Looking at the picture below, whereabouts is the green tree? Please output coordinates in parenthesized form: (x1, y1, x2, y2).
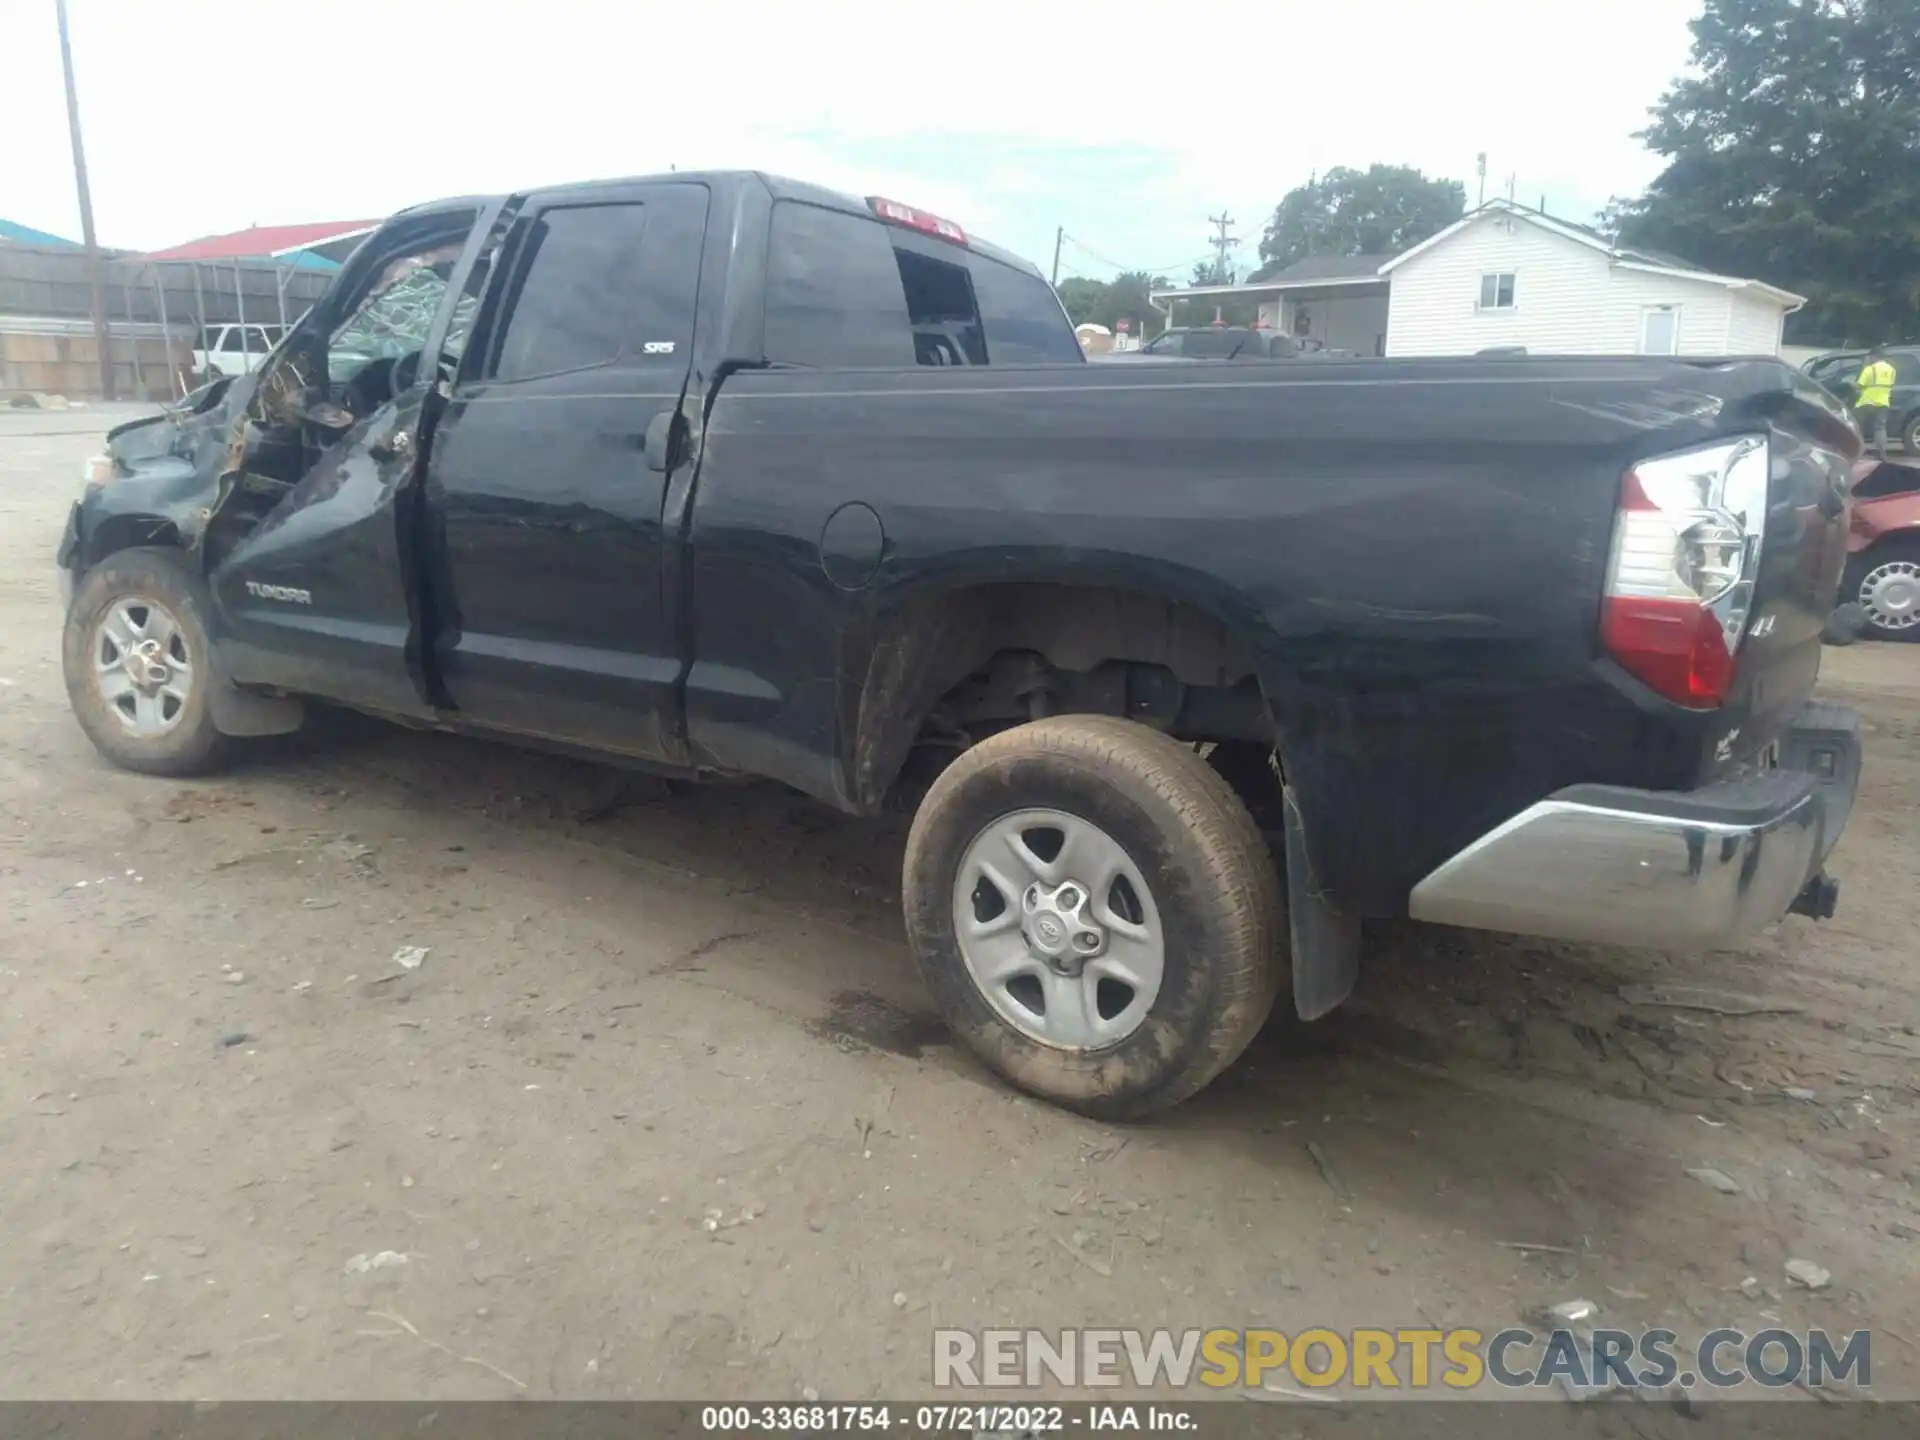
(1610, 0, 1920, 345)
(1105, 271, 1170, 338)
(1055, 277, 1109, 327)
(1252, 165, 1465, 279)
(1052, 271, 1173, 338)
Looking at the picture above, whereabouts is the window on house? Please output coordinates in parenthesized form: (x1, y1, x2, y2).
(1478, 272, 1516, 310)
(1640, 305, 1680, 356)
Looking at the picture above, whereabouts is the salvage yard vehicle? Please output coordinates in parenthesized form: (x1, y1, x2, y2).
(57, 171, 1865, 1118)
(1837, 456, 1920, 640)
(1803, 345, 1920, 454)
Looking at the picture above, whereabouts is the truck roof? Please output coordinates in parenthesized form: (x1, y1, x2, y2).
(394, 170, 1045, 281)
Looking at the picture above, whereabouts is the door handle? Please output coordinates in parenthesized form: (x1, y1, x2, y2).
(643, 410, 675, 473)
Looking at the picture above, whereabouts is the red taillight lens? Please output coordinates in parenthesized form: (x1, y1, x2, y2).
(1601, 437, 1769, 707)
(868, 197, 967, 246)
(1601, 595, 1738, 705)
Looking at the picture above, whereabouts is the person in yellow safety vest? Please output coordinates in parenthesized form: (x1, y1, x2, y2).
(1855, 345, 1897, 459)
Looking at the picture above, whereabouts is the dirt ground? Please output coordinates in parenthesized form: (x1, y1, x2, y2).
(4, 404, 1919, 1405)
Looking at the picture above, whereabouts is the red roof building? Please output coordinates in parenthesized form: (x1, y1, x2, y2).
(144, 221, 380, 267)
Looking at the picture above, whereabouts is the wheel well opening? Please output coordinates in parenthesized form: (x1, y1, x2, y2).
(853, 581, 1280, 813)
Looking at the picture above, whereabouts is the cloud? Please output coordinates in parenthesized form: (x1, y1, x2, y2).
(1, 0, 1693, 269)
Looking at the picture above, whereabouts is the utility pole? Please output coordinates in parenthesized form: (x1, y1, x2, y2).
(1050, 226, 1064, 287)
(56, 0, 115, 401)
(1206, 211, 1237, 285)
(1476, 152, 1488, 208)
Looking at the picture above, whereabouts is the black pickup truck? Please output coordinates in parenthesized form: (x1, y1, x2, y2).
(57, 170, 1865, 1117)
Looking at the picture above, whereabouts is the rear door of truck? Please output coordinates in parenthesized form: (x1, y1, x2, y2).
(418, 181, 710, 763)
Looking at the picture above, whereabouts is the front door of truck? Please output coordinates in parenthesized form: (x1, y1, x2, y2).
(208, 203, 499, 718)
(419, 182, 708, 762)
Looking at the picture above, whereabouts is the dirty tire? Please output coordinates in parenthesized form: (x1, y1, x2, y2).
(903, 716, 1285, 1119)
(62, 546, 231, 776)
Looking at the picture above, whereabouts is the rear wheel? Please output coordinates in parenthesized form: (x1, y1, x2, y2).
(1902, 411, 1920, 456)
(902, 715, 1284, 1118)
(1845, 536, 1920, 642)
(62, 548, 232, 774)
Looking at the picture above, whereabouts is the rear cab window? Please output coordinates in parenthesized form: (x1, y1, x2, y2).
(763, 201, 1079, 368)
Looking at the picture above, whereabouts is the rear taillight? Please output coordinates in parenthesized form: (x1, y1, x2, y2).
(1601, 436, 1769, 707)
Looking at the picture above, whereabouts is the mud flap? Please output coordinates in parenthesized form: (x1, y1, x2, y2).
(1284, 784, 1361, 1020)
(206, 671, 305, 737)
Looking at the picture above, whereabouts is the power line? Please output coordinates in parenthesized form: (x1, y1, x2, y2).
(1058, 233, 1136, 274)
(1057, 233, 1213, 280)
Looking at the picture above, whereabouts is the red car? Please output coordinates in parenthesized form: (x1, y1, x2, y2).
(1839, 457, 1920, 640)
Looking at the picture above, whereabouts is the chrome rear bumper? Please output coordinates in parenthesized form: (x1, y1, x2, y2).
(1408, 703, 1861, 950)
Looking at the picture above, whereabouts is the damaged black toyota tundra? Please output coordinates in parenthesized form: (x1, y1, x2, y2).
(57, 171, 1864, 1117)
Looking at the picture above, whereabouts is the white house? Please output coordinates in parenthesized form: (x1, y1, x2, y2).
(1381, 200, 1804, 357)
(1149, 199, 1804, 359)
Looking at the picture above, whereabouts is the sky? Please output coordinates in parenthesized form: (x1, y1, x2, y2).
(2, 0, 1702, 283)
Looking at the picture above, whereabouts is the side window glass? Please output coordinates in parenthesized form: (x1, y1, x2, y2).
(765, 203, 915, 368)
(218, 328, 248, 352)
(483, 198, 701, 383)
(967, 254, 1081, 364)
(489, 208, 639, 380)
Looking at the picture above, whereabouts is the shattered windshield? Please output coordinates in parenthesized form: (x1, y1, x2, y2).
(328, 244, 474, 379)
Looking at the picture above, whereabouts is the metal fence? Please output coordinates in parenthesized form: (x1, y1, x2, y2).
(0, 242, 336, 400)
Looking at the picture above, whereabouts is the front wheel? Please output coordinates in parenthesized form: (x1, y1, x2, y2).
(62, 547, 232, 775)
(902, 716, 1285, 1119)
(1843, 537, 1920, 642)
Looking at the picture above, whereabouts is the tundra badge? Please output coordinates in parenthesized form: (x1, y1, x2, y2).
(245, 581, 313, 605)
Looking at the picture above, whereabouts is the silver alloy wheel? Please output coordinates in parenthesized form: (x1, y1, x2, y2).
(91, 595, 194, 736)
(1860, 559, 1920, 632)
(952, 807, 1166, 1051)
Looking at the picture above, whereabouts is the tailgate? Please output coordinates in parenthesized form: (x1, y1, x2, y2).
(1713, 392, 1856, 769)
